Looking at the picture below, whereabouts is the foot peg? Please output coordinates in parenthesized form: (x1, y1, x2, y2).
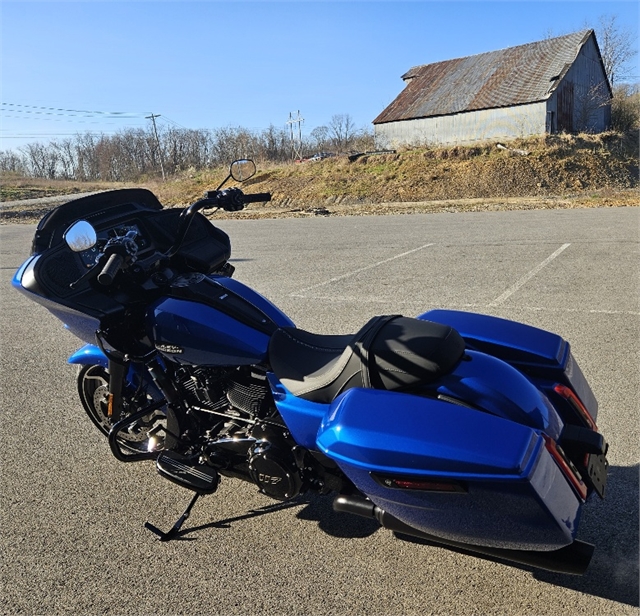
(155, 450, 220, 494)
(145, 451, 219, 541)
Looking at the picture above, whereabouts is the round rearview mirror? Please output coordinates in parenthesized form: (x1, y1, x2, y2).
(64, 220, 97, 252)
(230, 159, 256, 182)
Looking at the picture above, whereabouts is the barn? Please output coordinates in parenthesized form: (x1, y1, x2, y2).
(373, 30, 612, 148)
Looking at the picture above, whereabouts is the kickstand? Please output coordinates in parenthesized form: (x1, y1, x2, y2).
(145, 492, 201, 541)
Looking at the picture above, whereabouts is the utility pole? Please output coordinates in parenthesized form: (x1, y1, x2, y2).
(146, 113, 166, 181)
(286, 110, 304, 161)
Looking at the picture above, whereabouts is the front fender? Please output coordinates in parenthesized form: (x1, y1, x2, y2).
(68, 344, 108, 368)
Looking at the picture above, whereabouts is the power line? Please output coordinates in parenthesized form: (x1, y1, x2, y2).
(1, 102, 150, 118)
(0, 131, 124, 138)
(159, 116, 189, 130)
(0, 115, 135, 125)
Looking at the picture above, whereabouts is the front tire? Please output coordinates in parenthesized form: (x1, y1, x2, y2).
(77, 364, 174, 454)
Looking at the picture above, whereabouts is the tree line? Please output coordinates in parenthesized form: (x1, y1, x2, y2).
(0, 114, 375, 182)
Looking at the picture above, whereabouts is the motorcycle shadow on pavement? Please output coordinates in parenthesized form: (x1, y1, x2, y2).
(165, 498, 307, 541)
(156, 492, 378, 543)
(394, 463, 638, 606)
(533, 463, 639, 607)
(151, 466, 638, 606)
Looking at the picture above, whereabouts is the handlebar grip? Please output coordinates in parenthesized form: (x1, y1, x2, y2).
(97, 253, 125, 286)
(243, 192, 271, 204)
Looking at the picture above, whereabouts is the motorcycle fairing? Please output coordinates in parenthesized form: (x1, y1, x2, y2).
(13, 256, 102, 343)
(316, 387, 580, 551)
(68, 344, 108, 368)
(30, 188, 162, 255)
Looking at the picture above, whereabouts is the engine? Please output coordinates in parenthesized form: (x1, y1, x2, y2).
(248, 439, 303, 500)
(173, 365, 306, 500)
(175, 365, 271, 417)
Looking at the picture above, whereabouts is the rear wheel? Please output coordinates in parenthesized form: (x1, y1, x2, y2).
(77, 364, 173, 454)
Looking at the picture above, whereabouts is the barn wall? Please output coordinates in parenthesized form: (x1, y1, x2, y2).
(374, 101, 548, 148)
(547, 36, 611, 133)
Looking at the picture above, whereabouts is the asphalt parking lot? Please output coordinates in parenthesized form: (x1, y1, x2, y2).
(1, 206, 638, 615)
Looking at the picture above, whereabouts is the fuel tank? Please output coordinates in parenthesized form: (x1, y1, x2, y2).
(148, 274, 294, 366)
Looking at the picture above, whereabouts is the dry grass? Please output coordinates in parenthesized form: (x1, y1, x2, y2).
(2, 131, 638, 223)
(0, 173, 128, 202)
(146, 131, 638, 210)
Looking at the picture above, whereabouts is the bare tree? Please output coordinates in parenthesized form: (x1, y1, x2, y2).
(258, 125, 289, 161)
(575, 82, 612, 132)
(0, 150, 27, 174)
(1, 114, 378, 181)
(309, 126, 330, 153)
(612, 83, 640, 130)
(595, 14, 638, 87)
(50, 139, 77, 179)
(328, 114, 357, 152)
(20, 142, 59, 179)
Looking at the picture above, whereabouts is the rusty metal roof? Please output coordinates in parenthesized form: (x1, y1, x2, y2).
(374, 30, 594, 124)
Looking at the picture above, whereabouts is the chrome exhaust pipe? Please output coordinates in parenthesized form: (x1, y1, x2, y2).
(333, 494, 594, 576)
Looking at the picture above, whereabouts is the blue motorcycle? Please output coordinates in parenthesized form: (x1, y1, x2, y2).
(13, 159, 608, 575)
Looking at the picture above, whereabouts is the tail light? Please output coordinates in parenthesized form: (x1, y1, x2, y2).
(543, 434, 588, 501)
(553, 384, 597, 431)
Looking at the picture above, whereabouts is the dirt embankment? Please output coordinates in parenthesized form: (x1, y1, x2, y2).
(2, 131, 638, 223)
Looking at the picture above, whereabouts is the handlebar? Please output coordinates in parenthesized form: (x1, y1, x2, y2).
(98, 253, 125, 286)
(204, 188, 271, 211)
(167, 188, 271, 258)
(241, 192, 271, 205)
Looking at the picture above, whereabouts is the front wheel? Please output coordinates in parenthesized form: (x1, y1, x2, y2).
(77, 364, 175, 454)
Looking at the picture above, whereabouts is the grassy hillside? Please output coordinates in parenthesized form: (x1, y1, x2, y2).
(2, 131, 638, 221)
(149, 131, 640, 212)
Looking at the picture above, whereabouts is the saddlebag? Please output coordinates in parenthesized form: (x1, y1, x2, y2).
(316, 387, 582, 551)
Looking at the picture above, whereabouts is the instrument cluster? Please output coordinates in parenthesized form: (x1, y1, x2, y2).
(77, 222, 149, 269)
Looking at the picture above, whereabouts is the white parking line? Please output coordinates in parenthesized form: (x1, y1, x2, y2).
(290, 243, 434, 297)
(488, 243, 571, 306)
(283, 293, 640, 315)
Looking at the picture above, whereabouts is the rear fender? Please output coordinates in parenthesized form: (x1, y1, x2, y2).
(435, 350, 564, 438)
(420, 309, 598, 424)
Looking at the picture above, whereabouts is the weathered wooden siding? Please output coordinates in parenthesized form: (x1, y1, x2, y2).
(547, 36, 611, 133)
(373, 30, 612, 147)
(374, 102, 548, 147)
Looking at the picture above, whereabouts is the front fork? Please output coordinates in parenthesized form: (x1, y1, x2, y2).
(70, 344, 182, 460)
(70, 344, 215, 539)
(106, 359, 126, 422)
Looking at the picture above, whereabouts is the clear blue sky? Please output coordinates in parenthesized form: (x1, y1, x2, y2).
(1, 1, 638, 151)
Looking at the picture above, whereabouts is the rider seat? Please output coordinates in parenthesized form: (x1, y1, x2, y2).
(268, 315, 465, 403)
